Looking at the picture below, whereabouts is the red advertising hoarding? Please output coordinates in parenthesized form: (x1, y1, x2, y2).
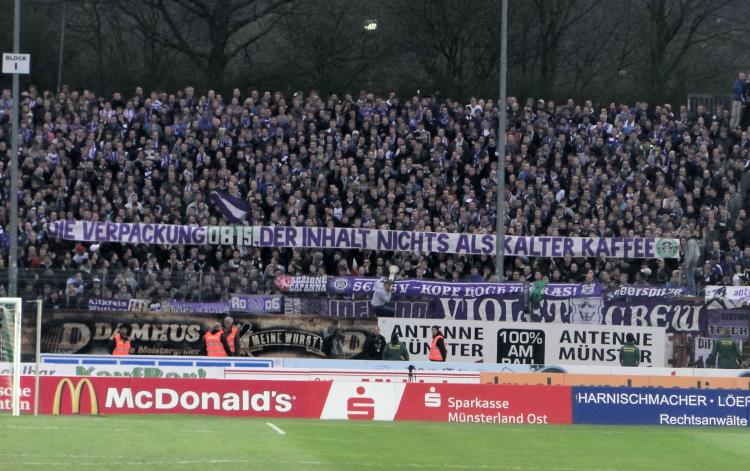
(36, 376, 332, 418)
(3, 375, 573, 425)
(395, 384, 572, 424)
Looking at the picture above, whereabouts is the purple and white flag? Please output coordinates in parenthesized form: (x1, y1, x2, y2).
(211, 190, 249, 223)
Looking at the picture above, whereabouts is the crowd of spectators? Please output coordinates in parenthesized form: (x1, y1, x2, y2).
(1, 76, 750, 306)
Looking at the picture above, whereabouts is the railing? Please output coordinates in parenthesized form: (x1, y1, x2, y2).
(686, 93, 732, 113)
(2, 267, 273, 303)
(0, 267, 722, 304)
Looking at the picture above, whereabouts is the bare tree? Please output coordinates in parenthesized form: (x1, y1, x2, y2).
(528, 0, 595, 98)
(560, 2, 637, 101)
(114, 1, 180, 90)
(279, 0, 385, 94)
(391, 0, 500, 99)
(129, 0, 296, 86)
(638, 0, 742, 102)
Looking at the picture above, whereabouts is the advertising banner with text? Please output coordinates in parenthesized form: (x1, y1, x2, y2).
(378, 318, 666, 367)
(36, 376, 332, 418)
(9, 376, 574, 425)
(573, 386, 750, 427)
(48, 220, 679, 258)
(7, 376, 749, 427)
(281, 279, 701, 333)
(21, 311, 380, 361)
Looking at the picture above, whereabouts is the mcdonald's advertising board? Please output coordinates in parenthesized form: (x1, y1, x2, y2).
(25, 376, 573, 424)
(3, 376, 749, 427)
(35, 376, 332, 417)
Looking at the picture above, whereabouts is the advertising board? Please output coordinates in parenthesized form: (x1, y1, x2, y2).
(394, 383, 571, 424)
(572, 387, 750, 426)
(5, 375, 750, 427)
(378, 318, 666, 367)
(37, 376, 332, 418)
(23, 376, 573, 424)
(22, 312, 380, 361)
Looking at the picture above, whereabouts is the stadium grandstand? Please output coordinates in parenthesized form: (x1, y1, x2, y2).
(3, 0, 750, 469)
(2, 85, 749, 305)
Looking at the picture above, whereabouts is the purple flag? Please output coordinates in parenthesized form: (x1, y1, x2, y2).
(211, 190, 249, 223)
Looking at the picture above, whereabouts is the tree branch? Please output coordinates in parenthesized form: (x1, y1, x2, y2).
(152, 0, 210, 60)
(170, 0, 210, 18)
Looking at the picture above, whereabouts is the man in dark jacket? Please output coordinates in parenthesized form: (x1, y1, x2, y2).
(364, 325, 387, 360)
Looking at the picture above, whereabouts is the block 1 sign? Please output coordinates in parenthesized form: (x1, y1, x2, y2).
(2, 53, 30, 74)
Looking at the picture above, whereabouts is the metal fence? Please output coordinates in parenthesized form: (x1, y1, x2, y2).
(686, 93, 732, 114)
(2, 267, 274, 304)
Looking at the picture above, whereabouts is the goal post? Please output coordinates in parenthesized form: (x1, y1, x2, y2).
(0, 297, 22, 416)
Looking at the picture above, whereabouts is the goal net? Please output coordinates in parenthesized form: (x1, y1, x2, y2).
(0, 298, 22, 416)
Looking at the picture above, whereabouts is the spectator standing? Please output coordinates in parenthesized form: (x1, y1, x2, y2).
(742, 75, 750, 130)
(730, 72, 746, 129)
(323, 328, 345, 359)
(364, 325, 387, 360)
(370, 279, 395, 317)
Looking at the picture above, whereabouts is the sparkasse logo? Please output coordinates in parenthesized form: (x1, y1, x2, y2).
(424, 386, 441, 408)
(346, 386, 375, 420)
(105, 388, 293, 413)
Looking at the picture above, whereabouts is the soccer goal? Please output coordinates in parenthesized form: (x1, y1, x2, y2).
(0, 298, 22, 416)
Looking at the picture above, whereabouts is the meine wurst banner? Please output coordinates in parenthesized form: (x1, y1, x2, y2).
(47, 221, 679, 258)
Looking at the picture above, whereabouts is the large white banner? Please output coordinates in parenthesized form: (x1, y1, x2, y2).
(705, 285, 750, 309)
(47, 220, 679, 258)
(378, 318, 666, 367)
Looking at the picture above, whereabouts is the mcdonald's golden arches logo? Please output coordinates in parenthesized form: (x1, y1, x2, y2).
(52, 378, 99, 415)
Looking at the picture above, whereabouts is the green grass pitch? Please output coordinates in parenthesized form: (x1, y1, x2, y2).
(1, 415, 749, 470)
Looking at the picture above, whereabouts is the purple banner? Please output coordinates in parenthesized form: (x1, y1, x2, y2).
(223, 285, 703, 332)
(282, 298, 431, 319)
(429, 294, 526, 321)
(229, 295, 283, 314)
(706, 309, 750, 340)
(253, 226, 679, 258)
(50, 220, 679, 258)
(88, 298, 130, 312)
(275, 275, 328, 293)
(327, 277, 524, 297)
(533, 296, 703, 332)
(326, 277, 600, 298)
(168, 300, 231, 314)
(605, 285, 687, 301)
(275, 281, 701, 332)
(88, 298, 149, 312)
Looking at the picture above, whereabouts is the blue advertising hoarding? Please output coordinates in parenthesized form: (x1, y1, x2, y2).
(573, 387, 750, 427)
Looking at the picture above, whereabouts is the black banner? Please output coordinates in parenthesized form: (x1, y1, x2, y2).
(22, 310, 380, 360)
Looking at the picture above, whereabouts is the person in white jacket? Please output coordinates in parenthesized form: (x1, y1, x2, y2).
(683, 232, 700, 295)
(371, 279, 395, 317)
